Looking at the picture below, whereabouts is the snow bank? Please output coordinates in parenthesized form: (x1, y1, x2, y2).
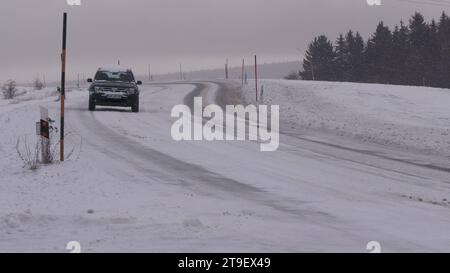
(0, 86, 85, 115)
(242, 80, 450, 157)
(2, 86, 57, 101)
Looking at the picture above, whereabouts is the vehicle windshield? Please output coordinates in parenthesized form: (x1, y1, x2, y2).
(94, 70, 135, 82)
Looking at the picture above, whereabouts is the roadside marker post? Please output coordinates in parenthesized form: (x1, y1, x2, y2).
(60, 12, 67, 162)
(255, 55, 258, 101)
(148, 64, 152, 81)
(260, 85, 264, 103)
(179, 63, 183, 81)
(241, 59, 245, 86)
(225, 59, 229, 80)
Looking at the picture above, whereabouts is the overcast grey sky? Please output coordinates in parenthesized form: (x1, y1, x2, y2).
(0, 0, 447, 83)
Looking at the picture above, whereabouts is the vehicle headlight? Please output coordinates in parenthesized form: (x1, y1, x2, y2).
(127, 88, 136, 94)
(94, 86, 102, 92)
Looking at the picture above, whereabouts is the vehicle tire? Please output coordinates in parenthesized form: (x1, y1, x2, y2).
(132, 96, 139, 113)
(88, 97, 96, 111)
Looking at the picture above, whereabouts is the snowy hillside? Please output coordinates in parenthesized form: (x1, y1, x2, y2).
(243, 80, 450, 159)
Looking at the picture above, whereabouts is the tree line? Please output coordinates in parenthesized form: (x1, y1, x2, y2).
(294, 11, 450, 88)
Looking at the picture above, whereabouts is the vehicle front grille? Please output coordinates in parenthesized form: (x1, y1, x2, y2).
(99, 86, 128, 92)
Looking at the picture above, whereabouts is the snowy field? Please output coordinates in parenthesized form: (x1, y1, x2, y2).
(243, 80, 450, 159)
(1, 81, 450, 252)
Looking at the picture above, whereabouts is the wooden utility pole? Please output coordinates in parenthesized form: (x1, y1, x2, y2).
(241, 59, 245, 86)
(225, 59, 229, 80)
(148, 64, 151, 81)
(60, 12, 67, 162)
(255, 55, 258, 101)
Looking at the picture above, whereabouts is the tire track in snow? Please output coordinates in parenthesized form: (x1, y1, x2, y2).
(67, 86, 347, 230)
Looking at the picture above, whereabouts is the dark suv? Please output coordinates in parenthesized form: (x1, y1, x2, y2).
(87, 67, 142, 112)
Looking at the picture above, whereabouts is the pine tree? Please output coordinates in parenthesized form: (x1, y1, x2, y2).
(407, 12, 434, 86)
(365, 21, 393, 83)
(427, 19, 442, 87)
(291, 10, 450, 88)
(391, 21, 410, 85)
(300, 35, 336, 81)
(347, 31, 365, 82)
(438, 12, 450, 88)
(334, 34, 349, 81)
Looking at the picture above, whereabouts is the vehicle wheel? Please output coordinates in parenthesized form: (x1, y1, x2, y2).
(132, 96, 139, 113)
(88, 97, 96, 111)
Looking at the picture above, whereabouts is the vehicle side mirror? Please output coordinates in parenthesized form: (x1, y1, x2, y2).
(87, 78, 93, 83)
(136, 81, 142, 85)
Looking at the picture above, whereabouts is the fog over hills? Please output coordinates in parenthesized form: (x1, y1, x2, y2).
(147, 61, 301, 82)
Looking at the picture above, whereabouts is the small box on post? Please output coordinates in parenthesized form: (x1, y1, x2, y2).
(41, 120, 49, 139)
(40, 106, 49, 138)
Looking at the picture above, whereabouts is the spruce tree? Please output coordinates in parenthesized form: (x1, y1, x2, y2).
(300, 35, 336, 81)
(365, 21, 393, 84)
(438, 12, 450, 88)
(334, 34, 349, 81)
(391, 21, 410, 85)
(408, 12, 433, 86)
(428, 19, 442, 87)
(347, 31, 365, 82)
(292, 10, 450, 88)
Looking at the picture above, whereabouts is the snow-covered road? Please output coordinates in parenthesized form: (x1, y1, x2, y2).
(1, 82, 450, 252)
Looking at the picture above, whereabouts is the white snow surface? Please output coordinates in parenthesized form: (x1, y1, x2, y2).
(244, 80, 450, 158)
(1, 81, 450, 252)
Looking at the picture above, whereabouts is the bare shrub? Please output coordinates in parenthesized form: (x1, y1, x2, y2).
(2, 80, 17, 99)
(16, 125, 83, 169)
(16, 136, 40, 170)
(284, 71, 300, 80)
(46, 127, 83, 163)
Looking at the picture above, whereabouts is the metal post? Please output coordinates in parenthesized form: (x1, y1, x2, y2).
(241, 59, 245, 86)
(60, 12, 67, 162)
(225, 59, 229, 80)
(261, 85, 264, 102)
(255, 55, 258, 101)
(148, 64, 151, 81)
